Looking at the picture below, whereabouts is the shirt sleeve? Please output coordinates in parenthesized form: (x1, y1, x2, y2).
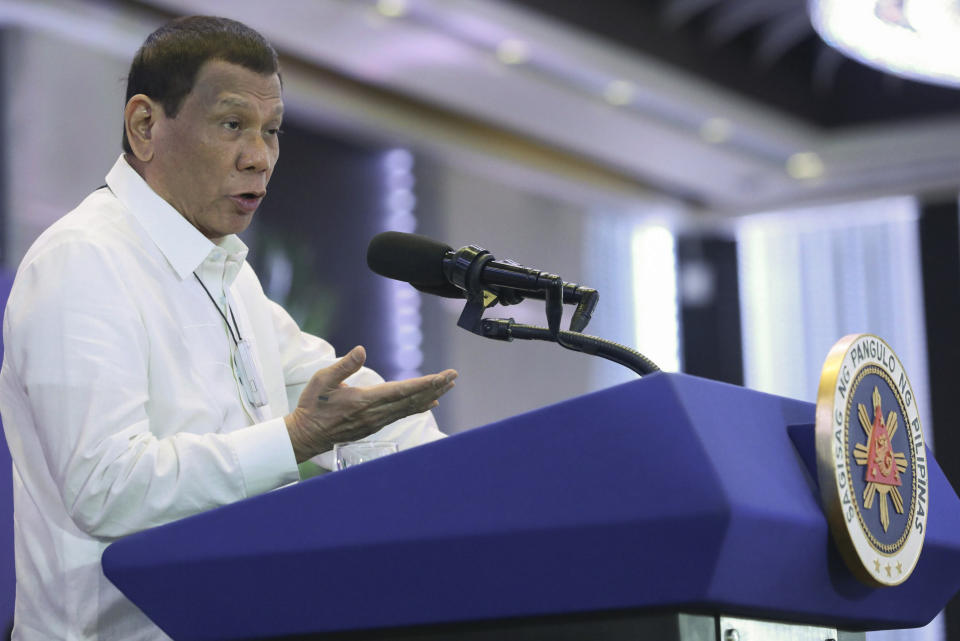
(3, 237, 299, 540)
(267, 299, 446, 470)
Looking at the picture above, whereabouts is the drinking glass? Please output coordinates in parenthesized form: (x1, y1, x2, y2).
(334, 441, 399, 470)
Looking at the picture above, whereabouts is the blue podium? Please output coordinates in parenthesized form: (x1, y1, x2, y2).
(102, 373, 960, 640)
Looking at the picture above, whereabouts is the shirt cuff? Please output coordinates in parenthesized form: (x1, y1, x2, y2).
(230, 417, 300, 497)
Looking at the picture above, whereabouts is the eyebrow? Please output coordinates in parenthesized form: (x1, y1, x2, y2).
(214, 96, 284, 117)
(215, 97, 250, 110)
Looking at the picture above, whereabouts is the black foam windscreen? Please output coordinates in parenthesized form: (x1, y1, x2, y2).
(367, 231, 456, 291)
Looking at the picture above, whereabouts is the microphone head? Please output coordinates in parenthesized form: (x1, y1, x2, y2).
(367, 231, 464, 298)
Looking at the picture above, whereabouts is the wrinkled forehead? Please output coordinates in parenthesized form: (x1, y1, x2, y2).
(191, 61, 283, 114)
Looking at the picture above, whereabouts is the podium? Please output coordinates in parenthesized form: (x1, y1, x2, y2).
(102, 373, 960, 640)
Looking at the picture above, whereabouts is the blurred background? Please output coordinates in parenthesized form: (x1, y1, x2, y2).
(0, 0, 959, 638)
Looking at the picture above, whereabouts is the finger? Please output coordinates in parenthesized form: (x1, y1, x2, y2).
(364, 377, 457, 423)
(373, 370, 458, 404)
(435, 369, 458, 385)
(360, 373, 457, 429)
(431, 371, 458, 396)
(311, 346, 366, 391)
(356, 396, 442, 433)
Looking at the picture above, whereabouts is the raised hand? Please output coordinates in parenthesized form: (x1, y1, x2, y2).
(284, 346, 457, 463)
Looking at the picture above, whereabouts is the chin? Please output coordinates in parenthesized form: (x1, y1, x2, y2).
(216, 214, 255, 239)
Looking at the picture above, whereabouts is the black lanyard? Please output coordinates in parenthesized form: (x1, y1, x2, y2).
(193, 273, 243, 345)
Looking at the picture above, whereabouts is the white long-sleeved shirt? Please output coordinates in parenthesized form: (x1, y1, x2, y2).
(0, 155, 444, 639)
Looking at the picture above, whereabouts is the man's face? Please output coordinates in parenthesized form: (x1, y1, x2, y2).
(147, 59, 283, 240)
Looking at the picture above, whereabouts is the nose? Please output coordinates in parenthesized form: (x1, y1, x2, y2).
(237, 130, 272, 174)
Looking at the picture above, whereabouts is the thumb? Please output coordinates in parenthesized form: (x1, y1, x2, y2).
(314, 345, 366, 391)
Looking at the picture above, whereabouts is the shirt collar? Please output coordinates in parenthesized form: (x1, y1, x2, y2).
(105, 155, 249, 281)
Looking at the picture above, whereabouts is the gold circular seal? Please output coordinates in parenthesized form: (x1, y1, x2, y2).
(815, 334, 928, 587)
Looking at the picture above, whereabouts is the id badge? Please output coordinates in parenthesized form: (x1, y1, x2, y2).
(234, 339, 268, 408)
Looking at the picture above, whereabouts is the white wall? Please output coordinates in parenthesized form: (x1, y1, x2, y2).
(2, 25, 132, 266)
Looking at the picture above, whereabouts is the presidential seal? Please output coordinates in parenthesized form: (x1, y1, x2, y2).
(815, 334, 928, 587)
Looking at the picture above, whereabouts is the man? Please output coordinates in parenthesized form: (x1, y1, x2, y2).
(0, 16, 456, 639)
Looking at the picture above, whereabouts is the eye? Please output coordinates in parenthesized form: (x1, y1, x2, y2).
(267, 127, 284, 137)
(223, 119, 241, 131)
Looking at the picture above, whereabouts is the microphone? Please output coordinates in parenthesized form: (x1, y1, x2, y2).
(366, 232, 465, 299)
(366, 231, 598, 331)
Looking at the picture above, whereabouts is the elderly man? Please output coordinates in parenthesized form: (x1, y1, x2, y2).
(0, 15, 456, 640)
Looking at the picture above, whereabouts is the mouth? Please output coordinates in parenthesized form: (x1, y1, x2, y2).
(229, 191, 266, 214)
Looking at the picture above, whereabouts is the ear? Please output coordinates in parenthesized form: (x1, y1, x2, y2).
(124, 94, 161, 162)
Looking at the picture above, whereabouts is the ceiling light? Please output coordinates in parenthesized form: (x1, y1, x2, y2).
(376, 0, 407, 18)
(786, 152, 825, 180)
(809, 0, 960, 88)
(699, 118, 732, 144)
(496, 39, 529, 65)
(603, 80, 635, 106)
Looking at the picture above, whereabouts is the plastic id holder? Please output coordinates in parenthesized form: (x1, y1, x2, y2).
(234, 339, 268, 408)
